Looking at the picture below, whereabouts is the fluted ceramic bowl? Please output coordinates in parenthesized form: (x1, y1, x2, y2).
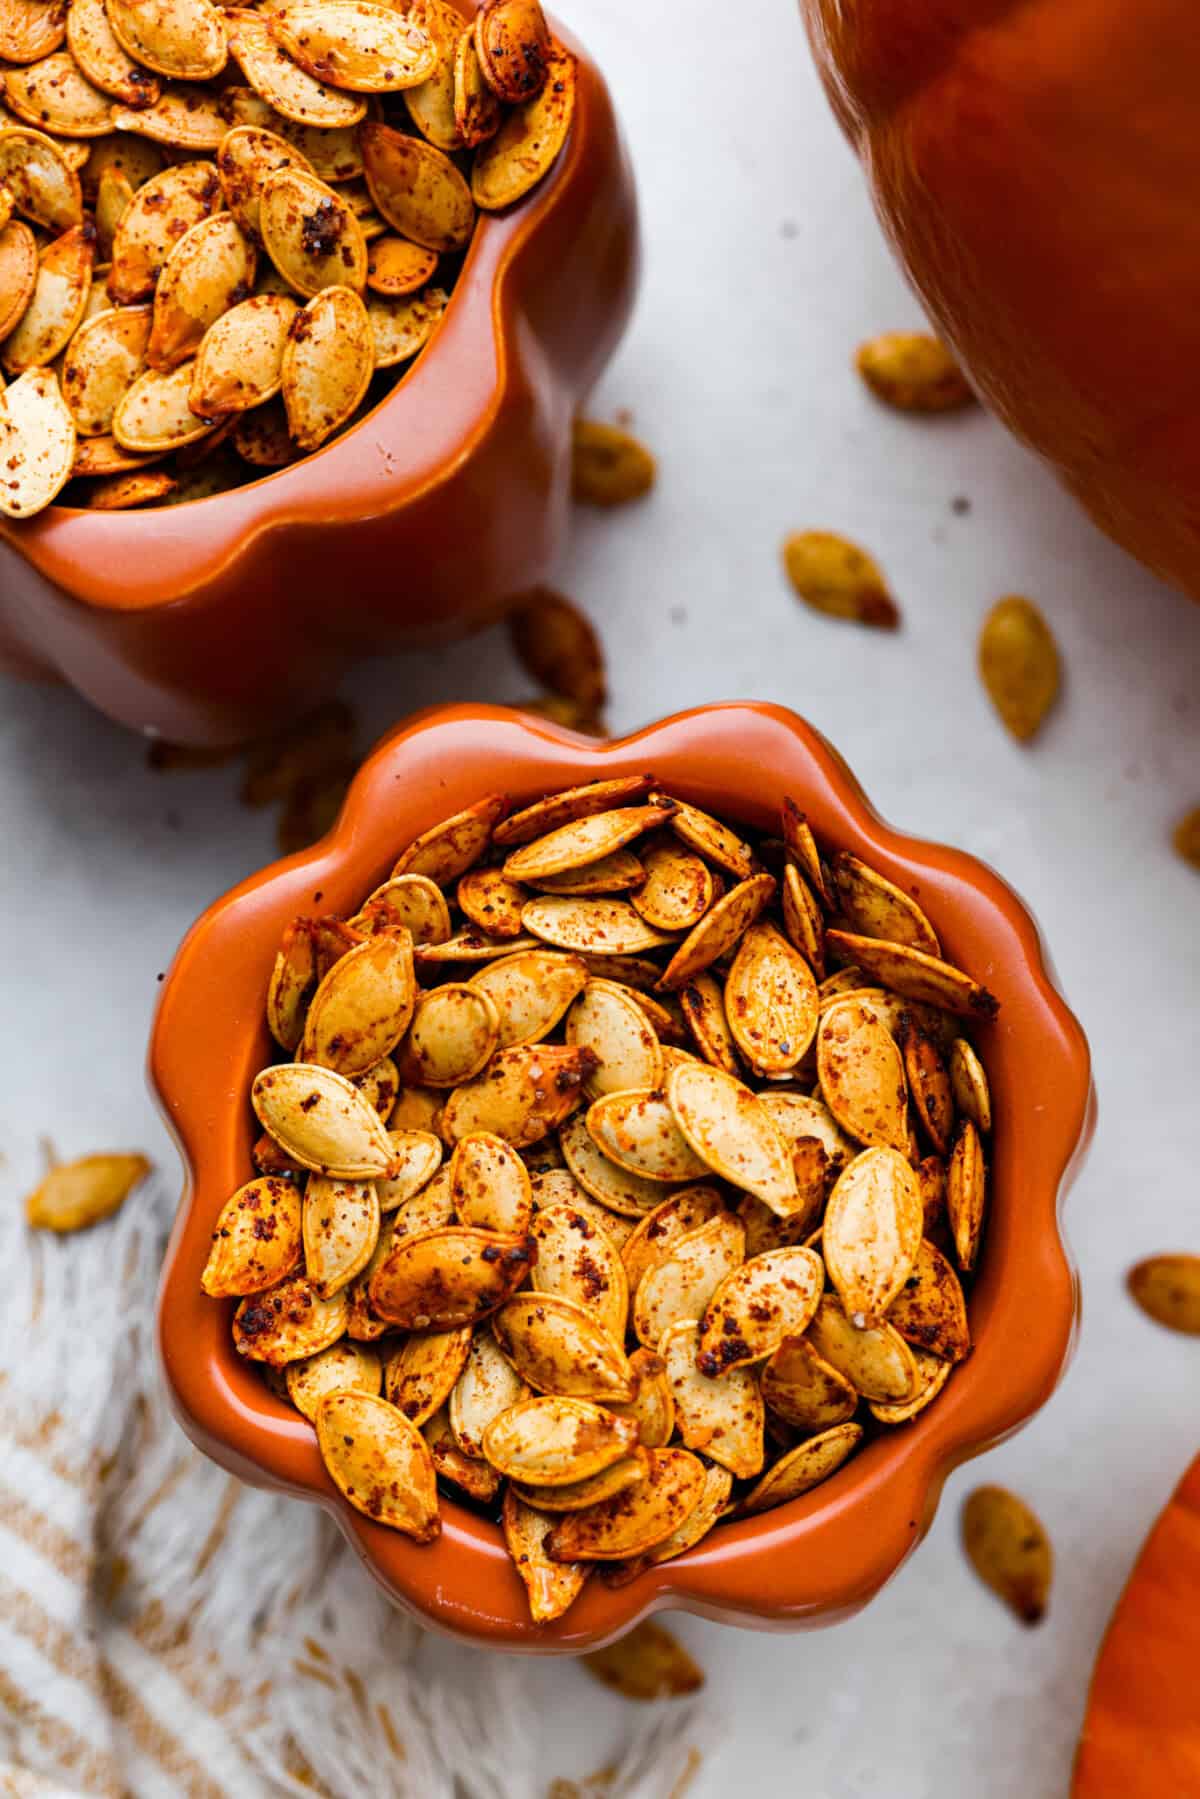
(152, 701, 1094, 1650)
(0, 6, 638, 746)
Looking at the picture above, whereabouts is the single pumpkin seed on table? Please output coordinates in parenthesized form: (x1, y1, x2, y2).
(24, 1150, 151, 1232)
(208, 778, 1000, 1621)
(782, 529, 900, 630)
(854, 331, 973, 413)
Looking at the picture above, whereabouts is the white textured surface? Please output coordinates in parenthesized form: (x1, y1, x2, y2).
(2, 0, 1200, 1794)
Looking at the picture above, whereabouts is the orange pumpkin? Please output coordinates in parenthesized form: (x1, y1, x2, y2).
(1072, 1451, 1200, 1795)
(801, 0, 1200, 601)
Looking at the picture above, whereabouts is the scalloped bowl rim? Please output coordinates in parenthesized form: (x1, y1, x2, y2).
(151, 701, 1094, 1651)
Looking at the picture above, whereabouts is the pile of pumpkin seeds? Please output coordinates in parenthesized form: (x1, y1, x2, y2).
(203, 774, 999, 1623)
(0, 0, 574, 516)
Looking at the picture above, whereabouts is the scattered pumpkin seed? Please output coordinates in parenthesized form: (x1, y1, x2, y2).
(25, 1149, 151, 1232)
(961, 1484, 1051, 1624)
(854, 331, 973, 412)
(978, 596, 1060, 742)
(782, 529, 899, 629)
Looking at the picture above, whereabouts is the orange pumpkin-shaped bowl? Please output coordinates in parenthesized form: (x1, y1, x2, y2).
(0, 7, 637, 747)
(151, 701, 1094, 1650)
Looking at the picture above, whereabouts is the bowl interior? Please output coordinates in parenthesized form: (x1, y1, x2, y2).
(154, 703, 1091, 1646)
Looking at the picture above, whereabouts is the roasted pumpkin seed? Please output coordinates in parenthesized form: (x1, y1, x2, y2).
(1126, 1255, 1200, 1335)
(760, 1335, 858, 1431)
(233, 1272, 347, 1364)
(660, 1320, 763, 1479)
(448, 1323, 527, 1456)
(512, 1451, 646, 1515)
(782, 529, 899, 629)
(494, 777, 648, 849)
(394, 792, 507, 882)
(280, 280, 372, 444)
(146, 211, 256, 370)
(543, 1446, 706, 1562)
(806, 1293, 916, 1403)
(0, 218, 38, 338)
(817, 995, 909, 1153)
(633, 1211, 745, 1350)
(0, 125, 82, 231)
(315, 1389, 439, 1540)
(259, 163, 366, 296)
(724, 920, 818, 1077)
(227, 9, 365, 128)
(202, 1174, 302, 1295)
(822, 1147, 922, 1326)
(425, 1402, 500, 1500)
(286, 1338, 381, 1418)
(472, 40, 573, 210)
(301, 1172, 379, 1297)
(452, 23, 499, 146)
(949, 1036, 991, 1133)
(2, 222, 93, 373)
(0, 365, 76, 513)
(105, 0, 227, 82)
(0, 0, 67, 64)
(886, 1233, 971, 1360)
(566, 978, 663, 1097)
(368, 1224, 532, 1329)
(658, 873, 775, 990)
(360, 118, 472, 251)
(868, 1343, 953, 1425)
(268, 2, 436, 94)
(696, 1244, 823, 1373)
(24, 1149, 150, 1232)
(501, 1487, 588, 1622)
(665, 1060, 797, 1213)
(586, 1088, 709, 1184)
(947, 1118, 986, 1272)
(383, 1322, 472, 1425)
(978, 596, 1060, 742)
(441, 1043, 595, 1147)
(855, 330, 973, 412)
(492, 1290, 634, 1402)
(449, 1130, 532, 1233)
(482, 1394, 637, 1485)
(467, 948, 587, 1049)
(530, 1202, 629, 1341)
(5, 52, 113, 139)
(67, 0, 159, 107)
(961, 1485, 1051, 1624)
(252, 1062, 399, 1178)
(400, 0, 461, 151)
(736, 1421, 863, 1515)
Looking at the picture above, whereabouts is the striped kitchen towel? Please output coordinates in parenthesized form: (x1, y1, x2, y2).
(0, 1157, 708, 1799)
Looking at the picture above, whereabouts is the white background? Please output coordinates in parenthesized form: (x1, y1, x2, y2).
(3, 0, 1200, 1794)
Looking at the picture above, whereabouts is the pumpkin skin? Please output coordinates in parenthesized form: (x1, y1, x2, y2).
(802, 0, 1200, 600)
(1071, 1451, 1200, 1795)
